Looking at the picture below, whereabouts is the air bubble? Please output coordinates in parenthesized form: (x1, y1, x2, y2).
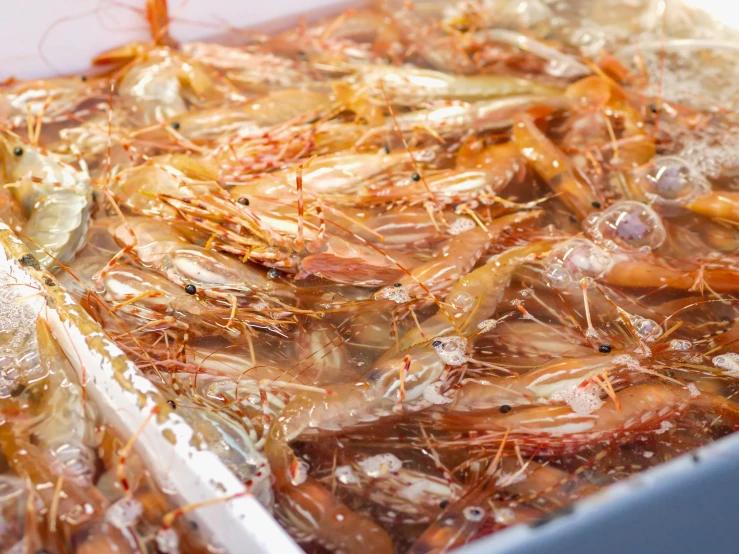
(712, 353, 739, 375)
(448, 291, 474, 312)
(106, 497, 143, 528)
(432, 336, 467, 366)
(447, 217, 476, 235)
(544, 263, 572, 290)
(462, 506, 485, 522)
(358, 453, 402, 477)
(642, 156, 710, 209)
(50, 441, 96, 485)
(335, 465, 360, 485)
(587, 201, 666, 251)
(547, 238, 613, 281)
(670, 339, 692, 351)
(551, 383, 603, 415)
(629, 315, 663, 342)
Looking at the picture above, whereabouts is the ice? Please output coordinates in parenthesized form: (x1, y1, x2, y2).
(106, 497, 143, 528)
(358, 454, 402, 478)
(712, 353, 739, 375)
(0, 287, 36, 353)
(432, 336, 468, 366)
(335, 465, 360, 485)
(447, 217, 476, 236)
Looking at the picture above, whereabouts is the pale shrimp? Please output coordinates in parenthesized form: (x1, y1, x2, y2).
(109, 217, 295, 326)
(374, 211, 542, 305)
(0, 132, 92, 268)
(395, 239, 555, 352)
(449, 351, 637, 412)
(513, 113, 600, 219)
(0, 74, 104, 127)
(350, 65, 562, 106)
(439, 383, 739, 455)
(93, 45, 230, 125)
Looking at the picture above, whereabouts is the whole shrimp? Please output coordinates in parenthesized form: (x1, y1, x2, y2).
(0, 132, 92, 268)
(109, 217, 295, 326)
(439, 383, 739, 455)
(263, 238, 552, 553)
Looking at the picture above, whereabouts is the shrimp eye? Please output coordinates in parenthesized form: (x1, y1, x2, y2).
(382, 145, 390, 154)
(13, 147, 23, 156)
(267, 268, 279, 279)
(432, 340, 442, 348)
(184, 284, 197, 295)
(167, 400, 177, 409)
(599, 344, 612, 353)
(411, 172, 421, 182)
(439, 500, 449, 509)
(499, 404, 512, 414)
(649, 104, 658, 114)
(80, 75, 87, 82)
(591, 201, 601, 209)
(238, 197, 250, 206)
(171, 121, 181, 130)
(394, 283, 402, 288)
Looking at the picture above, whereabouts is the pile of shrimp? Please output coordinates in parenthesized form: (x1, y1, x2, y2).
(2, 0, 739, 552)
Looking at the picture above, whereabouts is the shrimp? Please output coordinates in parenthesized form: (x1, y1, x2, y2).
(374, 211, 542, 305)
(109, 217, 294, 326)
(513, 113, 600, 219)
(0, 132, 92, 268)
(439, 384, 739, 455)
(0, 75, 103, 127)
(351, 65, 562, 106)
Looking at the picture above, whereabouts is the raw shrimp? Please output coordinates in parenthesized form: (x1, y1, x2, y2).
(0, 132, 92, 268)
(439, 384, 739, 455)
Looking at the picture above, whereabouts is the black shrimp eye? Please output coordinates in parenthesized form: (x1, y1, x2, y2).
(171, 121, 181, 130)
(238, 197, 250, 206)
(499, 404, 512, 414)
(439, 500, 449, 509)
(80, 75, 87, 82)
(468, 508, 483, 517)
(167, 400, 177, 409)
(649, 103, 658, 113)
(13, 146, 23, 156)
(382, 145, 391, 154)
(411, 172, 421, 182)
(394, 283, 402, 288)
(591, 201, 601, 209)
(184, 284, 197, 295)
(432, 340, 442, 348)
(599, 344, 612, 354)
(267, 268, 280, 279)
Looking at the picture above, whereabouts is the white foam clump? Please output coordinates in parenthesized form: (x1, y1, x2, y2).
(655, 420, 674, 435)
(0, 287, 36, 352)
(551, 383, 603, 415)
(375, 285, 411, 304)
(493, 507, 515, 524)
(432, 336, 468, 366)
(423, 381, 453, 405)
(335, 465, 360, 485)
(155, 528, 180, 554)
(447, 217, 477, 236)
(670, 339, 692, 352)
(358, 453, 402, 478)
(290, 460, 310, 486)
(686, 383, 700, 398)
(477, 319, 498, 333)
(712, 353, 739, 375)
(643, 451, 654, 459)
(106, 497, 143, 528)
